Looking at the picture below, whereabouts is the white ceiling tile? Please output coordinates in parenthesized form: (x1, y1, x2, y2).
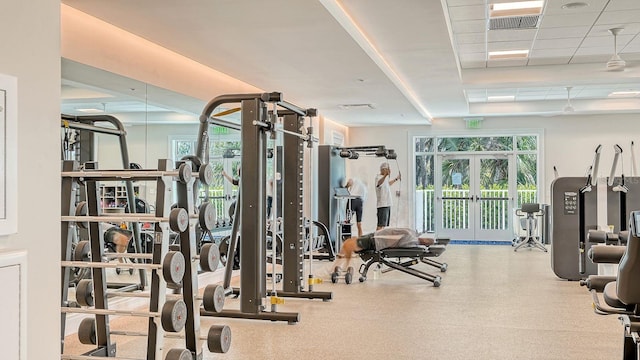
(534, 38, 584, 50)
(581, 34, 634, 48)
(486, 88, 516, 96)
(543, 0, 609, 15)
(487, 58, 528, 67)
(447, 0, 485, 6)
(539, 13, 602, 28)
(487, 29, 536, 42)
(448, 5, 486, 21)
(530, 48, 576, 57)
(596, 10, 640, 25)
(455, 32, 485, 44)
(459, 52, 486, 61)
(527, 57, 572, 66)
(460, 60, 486, 69)
(452, 19, 487, 34)
(605, 0, 640, 11)
(487, 40, 532, 52)
(536, 26, 590, 39)
(458, 43, 486, 54)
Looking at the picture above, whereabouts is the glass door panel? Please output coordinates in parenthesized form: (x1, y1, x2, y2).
(439, 157, 473, 239)
(477, 156, 513, 240)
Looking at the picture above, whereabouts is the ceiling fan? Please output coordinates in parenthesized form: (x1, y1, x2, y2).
(563, 86, 575, 113)
(606, 28, 626, 72)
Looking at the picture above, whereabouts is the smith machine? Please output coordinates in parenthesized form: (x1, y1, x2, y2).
(194, 92, 332, 324)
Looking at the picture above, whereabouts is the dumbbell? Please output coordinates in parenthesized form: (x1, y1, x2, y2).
(75, 280, 225, 313)
(69, 206, 190, 232)
(62, 161, 214, 186)
(71, 201, 216, 232)
(63, 250, 185, 286)
(64, 298, 188, 334)
(75, 317, 231, 354)
(102, 241, 220, 273)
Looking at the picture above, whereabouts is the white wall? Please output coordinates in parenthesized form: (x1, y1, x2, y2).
(348, 113, 640, 232)
(0, 1, 61, 359)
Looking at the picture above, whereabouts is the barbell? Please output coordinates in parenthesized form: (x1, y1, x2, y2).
(63, 298, 187, 333)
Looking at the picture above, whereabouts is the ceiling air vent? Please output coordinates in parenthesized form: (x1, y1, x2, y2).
(489, 15, 540, 30)
(338, 104, 375, 110)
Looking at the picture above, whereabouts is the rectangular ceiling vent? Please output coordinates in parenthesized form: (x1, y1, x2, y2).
(338, 103, 375, 110)
(489, 15, 540, 30)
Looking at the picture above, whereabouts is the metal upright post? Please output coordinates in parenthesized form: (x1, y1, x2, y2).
(174, 160, 202, 358)
(278, 113, 331, 301)
(84, 162, 116, 357)
(146, 159, 173, 360)
(240, 98, 267, 313)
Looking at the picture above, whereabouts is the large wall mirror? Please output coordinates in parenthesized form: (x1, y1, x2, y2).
(61, 58, 243, 221)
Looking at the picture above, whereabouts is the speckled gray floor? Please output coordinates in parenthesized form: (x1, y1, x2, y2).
(63, 245, 621, 359)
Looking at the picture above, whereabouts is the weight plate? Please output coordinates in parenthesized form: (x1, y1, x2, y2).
(177, 162, 192, 184)
(198, 202, 216, 231)
(200, 243, 220, 272)
(75, 279, 94, 307)
(347, 266, 354, 275)
(164, 348, 192, 360)
(77, 317, 96, 345)
(162, 251, 185, 285)
(73, 240, 91, 261)
(161, 299, 188, 333)
(74, 201, 88, 229)
(219, 236, 230, 266)
(203, 284, 225, 313)
(169, 207, 189, 233)
(207, 324, 232, 353)
(199, 163, 214, 186)
(345, 272, 353, 284)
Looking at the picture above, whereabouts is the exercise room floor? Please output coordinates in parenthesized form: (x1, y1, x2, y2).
(63, 245, 621, 359)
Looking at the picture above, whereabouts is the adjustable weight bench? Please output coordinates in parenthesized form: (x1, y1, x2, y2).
(357, 244, 446, 287)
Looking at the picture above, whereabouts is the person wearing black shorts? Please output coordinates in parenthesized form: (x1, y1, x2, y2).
(345, 178, 367, 237)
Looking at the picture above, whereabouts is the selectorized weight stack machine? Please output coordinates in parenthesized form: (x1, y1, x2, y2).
(551, 144, 640, 281)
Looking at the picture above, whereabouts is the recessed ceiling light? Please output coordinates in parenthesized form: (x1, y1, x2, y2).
(609, 91, 640, 97)
(76, 108, 104, 113)
(488, 95, 515, 102)
(488, 49, 529, 60)
(561, 2, 589, 10)
(491, 1, 543, 17)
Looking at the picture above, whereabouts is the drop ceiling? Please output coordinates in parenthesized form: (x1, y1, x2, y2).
(61, 0, 640, 126)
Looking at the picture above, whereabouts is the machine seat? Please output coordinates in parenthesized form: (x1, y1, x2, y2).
(603, 282, 635, 311)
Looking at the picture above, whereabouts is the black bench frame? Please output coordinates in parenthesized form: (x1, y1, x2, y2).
(357, 245, 445, 287)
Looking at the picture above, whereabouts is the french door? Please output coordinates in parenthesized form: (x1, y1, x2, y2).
(436, 154, 515, 241)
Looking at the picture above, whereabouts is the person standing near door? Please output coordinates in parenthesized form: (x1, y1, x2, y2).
(375, 162, 400, 230)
